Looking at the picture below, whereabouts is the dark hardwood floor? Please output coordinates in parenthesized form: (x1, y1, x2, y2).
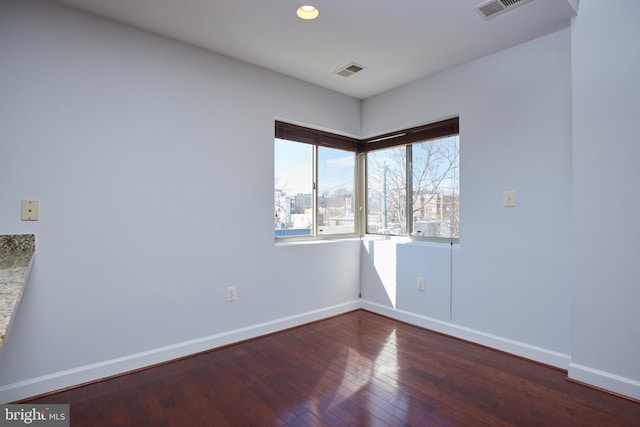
(26, 310, 640, 426)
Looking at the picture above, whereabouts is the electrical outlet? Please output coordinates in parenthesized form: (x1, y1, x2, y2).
(226, 286, 237, 302)
(416, 276, 425, 291)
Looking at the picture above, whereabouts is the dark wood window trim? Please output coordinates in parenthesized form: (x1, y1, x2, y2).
(275, 121, 360, 152)
(275, 117, 459, 153)
(360, 117, 459, 152)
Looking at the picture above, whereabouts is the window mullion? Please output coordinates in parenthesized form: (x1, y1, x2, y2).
(356, 152, 366, 237)
(406, 144, 413, 236)
(313, 145, 318, 237)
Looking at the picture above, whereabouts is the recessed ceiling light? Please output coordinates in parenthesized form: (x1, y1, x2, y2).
(297, 5, 319, 20)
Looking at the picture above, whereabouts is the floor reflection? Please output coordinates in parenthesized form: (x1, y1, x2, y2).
(285, 323, 402, 426)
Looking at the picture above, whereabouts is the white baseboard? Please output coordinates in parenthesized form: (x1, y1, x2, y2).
(5, 299, 638, 404)
(0, 300, 360, 403)
(364, 302, 640, 401)
(360, 300, 571, 370)
(568, 363, 640, 401)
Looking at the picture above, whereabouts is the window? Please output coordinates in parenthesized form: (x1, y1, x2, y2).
(274, 139, 314, 236)
(274, 122, 359, 238)
(364, 118, 459, 241)
(410, 136, 459, 240)
(317, 147, 356, 235)
(366, 146, 407, 235)
(274, 118, 458, 241)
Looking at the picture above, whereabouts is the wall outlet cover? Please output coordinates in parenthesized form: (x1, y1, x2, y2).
(503, 191, 516, 207)
(21, 200, 39, 221)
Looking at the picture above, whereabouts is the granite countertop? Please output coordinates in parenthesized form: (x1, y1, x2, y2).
(0, 234, 35, 351)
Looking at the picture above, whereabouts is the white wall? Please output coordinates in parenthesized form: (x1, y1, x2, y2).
(0, 0, 360, 402)
(361, 27, 573, 367)
(2, 0, 638, 404)
(570, 0, 640, 399)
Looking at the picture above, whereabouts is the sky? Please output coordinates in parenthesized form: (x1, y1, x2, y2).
(274, 138, 355, 196)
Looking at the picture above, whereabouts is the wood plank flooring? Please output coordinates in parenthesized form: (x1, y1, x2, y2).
(25, 310, 640, 426)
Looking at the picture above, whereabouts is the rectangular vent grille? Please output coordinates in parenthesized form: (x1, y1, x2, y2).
(502, 0, 525, 6)
(334, 62, 366, 78)
(475, 0, 534, 19)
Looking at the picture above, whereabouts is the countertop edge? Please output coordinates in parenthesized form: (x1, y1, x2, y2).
(0, 234, 36, 352)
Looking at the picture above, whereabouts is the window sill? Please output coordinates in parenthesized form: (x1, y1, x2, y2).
(363, 234, 458, 248)
(275, 237, 361, 247)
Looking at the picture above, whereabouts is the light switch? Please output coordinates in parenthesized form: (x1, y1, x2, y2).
(21, 200, 39, 221)
(503, 191, 516, 207)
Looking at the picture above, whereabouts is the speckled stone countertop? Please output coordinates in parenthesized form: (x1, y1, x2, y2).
(0, 234, 35, 351)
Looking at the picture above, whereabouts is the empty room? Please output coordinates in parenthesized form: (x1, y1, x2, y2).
(1, 0, 639, 425)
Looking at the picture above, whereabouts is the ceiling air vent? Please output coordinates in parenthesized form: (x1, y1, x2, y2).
(475, 0, 534, 19)
(334, 63, 366, 78)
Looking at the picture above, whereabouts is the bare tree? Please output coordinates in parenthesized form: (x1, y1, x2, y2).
(367, 136, 459, 238)
(412, 137, 459, 238)
(367, 146, 407, 233)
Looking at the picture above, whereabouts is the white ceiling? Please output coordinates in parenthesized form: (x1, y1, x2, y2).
(51, 0, 578, 99)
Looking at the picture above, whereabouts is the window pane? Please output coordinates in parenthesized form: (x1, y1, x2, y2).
(411, 135, 459, 239)
(274, 138, 313, 237)
(317, 147, 355, 235)
(367, 147, 407, 235)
